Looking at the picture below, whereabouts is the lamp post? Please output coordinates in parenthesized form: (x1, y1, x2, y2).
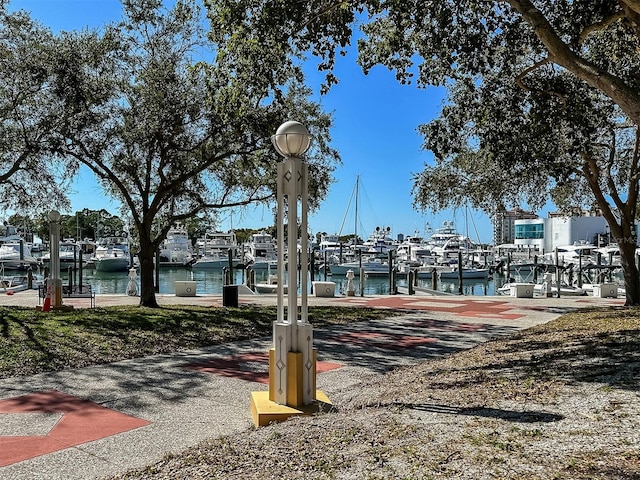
(251, 121, 330, 426)
(271, 120, 313, 406)
(48, 210, 63, 308)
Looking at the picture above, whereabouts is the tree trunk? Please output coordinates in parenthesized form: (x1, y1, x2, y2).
(137, 241, 160, 308)
(619, 239, 640, 306)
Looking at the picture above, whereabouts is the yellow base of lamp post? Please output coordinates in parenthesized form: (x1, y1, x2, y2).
(250, 348, 331, 427)
(49, 278, 63, 308)
(250, 390, 332, 428)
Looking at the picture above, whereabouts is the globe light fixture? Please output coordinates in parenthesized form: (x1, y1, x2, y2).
(48, 210, 61, 222)
(271, 120, 311, 158)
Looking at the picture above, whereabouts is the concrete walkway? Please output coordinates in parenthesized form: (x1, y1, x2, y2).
(0, 289, 624, 479)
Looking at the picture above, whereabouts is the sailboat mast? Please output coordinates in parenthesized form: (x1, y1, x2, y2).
(354, 175, 359, 245)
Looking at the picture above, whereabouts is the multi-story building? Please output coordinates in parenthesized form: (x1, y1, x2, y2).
(492, 208, 538, 245)
(514, 211, 611, 253)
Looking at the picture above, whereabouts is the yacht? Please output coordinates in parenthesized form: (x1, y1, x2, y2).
(0, 224, 40, 271)
(40, 241, 81, 270)
(355, 226, 397, 254)
(427, 221, 478, 259)
(244, 231, 278, 270)
(92, 235, 131, 272)
(329, 255, 390, 276)
(192, 231, 241, 269)
(159, 224, 195, 267)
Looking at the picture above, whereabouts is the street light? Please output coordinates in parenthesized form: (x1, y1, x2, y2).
(47, 210, 63, 308)
(250, 121, 329, 426)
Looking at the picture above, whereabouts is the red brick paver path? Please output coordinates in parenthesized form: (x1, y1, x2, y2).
(0, 390, 149, 467)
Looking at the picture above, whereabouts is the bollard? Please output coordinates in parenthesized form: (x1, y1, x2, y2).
(390, 268, 397, 295)
(408, 270, 415, 295)
(431, 268, 438, 290)
(346, 269, 355, 296)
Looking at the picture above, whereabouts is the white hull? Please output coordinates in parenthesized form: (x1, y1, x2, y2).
(94, 256, 130, 272)
(254, 283, 288, 294)
(330, 261, 389, 276)
(191, 257, 243, 269)
(439, 268, 490, 280)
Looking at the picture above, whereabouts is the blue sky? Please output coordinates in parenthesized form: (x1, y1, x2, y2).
(8, 0, 499, 243)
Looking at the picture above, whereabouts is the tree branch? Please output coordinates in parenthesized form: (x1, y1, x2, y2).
(507, 0, 640, 124)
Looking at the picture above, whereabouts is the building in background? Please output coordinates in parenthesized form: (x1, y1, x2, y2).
(492, 208, 538, 245)
(514, 210, 613, 253)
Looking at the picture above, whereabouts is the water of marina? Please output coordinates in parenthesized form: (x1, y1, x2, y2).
(54, 266, 513, 296)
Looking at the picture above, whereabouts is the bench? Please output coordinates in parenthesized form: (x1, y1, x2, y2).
(38, 284, 96, 308)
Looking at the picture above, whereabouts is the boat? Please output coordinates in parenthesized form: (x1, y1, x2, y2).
(534, 281, 586, 296)
(355, 226, 397, 254)
(439, 267, 490, 280)
(192, 251, 240, 269)
(244, 232, 278, 270)
(0, 241, 40, 271)
(0, 223, 40, 271)
(496, 281, 587, 297)
(395, 233, 434, 267)
(192, 231, 241, 269)
(541, 242, 597, 265)
(427, 221, 478, 259)
(158, 224, 195, 267)
(254, 274, 288, 294)
(580, 283, 625, 297)
(92, 235, 131, 272)
(329, 256, 390, 276)
(318, 233, 343, 256)
(0, 274, 38, 293)
(497, 281, 586, 296)
(40, 241, 81, 270)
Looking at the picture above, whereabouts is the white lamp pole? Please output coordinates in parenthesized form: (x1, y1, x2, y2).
(270, 120, 314, 407)
(48, 210, 63, 307)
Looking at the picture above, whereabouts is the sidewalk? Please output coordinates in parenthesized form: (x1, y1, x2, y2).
(0, 290, 624, 479)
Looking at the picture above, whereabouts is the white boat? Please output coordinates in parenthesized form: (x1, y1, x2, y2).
(541, 242, 597, 265)
(329, 256, 390, 276)
(0, 274, 38, 293)
(254, 274, 288, 294)
(580, 283, 625, 297)
(355, 226, 397, 254)
(197, 230, 238, 254)
(244, 232, 278, 270)
(41, 241, 81, 270)
(193, 231, 241, 269)
(534, 282, 586, 296)
(159, 224, 195, 267)
(0, 242, 40, 270)
(318, 233, 343, 256)
(439, 267, 490, 280)
(192, 252, 239, 269)
(92, 236, 130, 272)
(427, 221, 478, 258)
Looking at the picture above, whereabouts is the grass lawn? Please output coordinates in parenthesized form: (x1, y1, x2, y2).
(0, 305, 397, 378)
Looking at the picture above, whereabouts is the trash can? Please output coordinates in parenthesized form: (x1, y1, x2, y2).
(222, 285, 239, 307)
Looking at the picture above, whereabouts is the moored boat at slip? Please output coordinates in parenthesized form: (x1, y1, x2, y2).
(329, 256, 390, 276)
(91, 235, 131, 272)
(439, 267, 490, 280)
(158, 224, 195, 267)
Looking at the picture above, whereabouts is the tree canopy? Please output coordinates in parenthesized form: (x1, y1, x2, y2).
(39, 0, 339, 306)
(0, 6, 74, 213)
(206, 0, 640, 304)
